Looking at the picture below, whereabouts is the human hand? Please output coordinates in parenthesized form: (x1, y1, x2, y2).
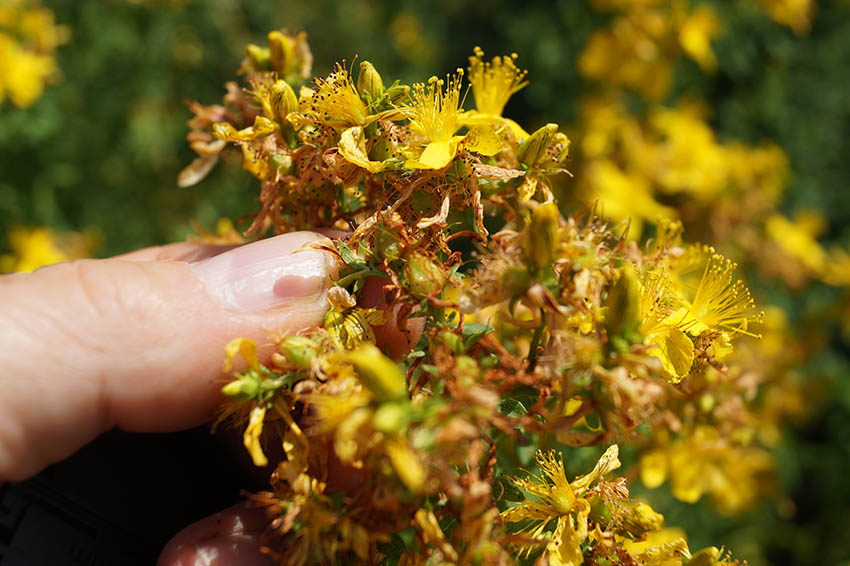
(0, 231, 338, 565)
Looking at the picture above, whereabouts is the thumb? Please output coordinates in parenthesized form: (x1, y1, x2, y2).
(0, 231, 334, 482)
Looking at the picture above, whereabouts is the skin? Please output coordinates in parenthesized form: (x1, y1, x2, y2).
(0, 232, 422, 566)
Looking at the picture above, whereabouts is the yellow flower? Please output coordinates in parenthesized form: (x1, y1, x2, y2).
(678, 5, 720, 72)
(502, 445, 620, 566)
(1, 226, 94, 273)
(402, 72, 465, 170)
(306, 63, 370, 128)
(765, 212, 827, 275)
(675, 251, 763, 338)
(640, 427, 772, 513)
(756, 0, 814, 35)
(460, 47, 529, 141)
(639, 269, 694, 381)
(402, 71, 499, 170)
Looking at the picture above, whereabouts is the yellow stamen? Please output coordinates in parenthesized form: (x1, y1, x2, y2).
(308, 63, 369, 127)
(403, 70, 464, 143)
(467, 46, 528, 116)
(685, 251, 764, 338)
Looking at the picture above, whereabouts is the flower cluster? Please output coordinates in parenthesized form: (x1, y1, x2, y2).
(182, 30, 763, 565)
(0, 0, 67, 107)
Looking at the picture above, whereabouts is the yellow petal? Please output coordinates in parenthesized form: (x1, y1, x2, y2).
(223, 337, 259, 372)
(645, 323, 694, 381)
(338, 126, 384, 173)
(518, 175, 538, 201)
(406, 137, 462, 170)
(334, 406, 371, 463)
(571, 445, 620, 494)
(243, 405, 268, 467)
(463, 126, 502, 157)
(547, 503, 589, 566)
(385, 437, 426, 493)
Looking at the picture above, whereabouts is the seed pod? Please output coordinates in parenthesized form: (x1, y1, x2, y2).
(524, 202, 560, 271)
(357, 61, 385, 101)
(278, 335, 321, 370)
(270, 79, 299, 124)
(405, 252, 446, 297)
(517, 123, 558, 166)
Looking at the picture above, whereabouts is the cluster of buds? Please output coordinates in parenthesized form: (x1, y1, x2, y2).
(184, 30, 758, 566)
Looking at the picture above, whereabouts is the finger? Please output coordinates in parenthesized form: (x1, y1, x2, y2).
(115, 241, 241, 263)
(157, 503, 272, 566)
(0, 231, 335, 482)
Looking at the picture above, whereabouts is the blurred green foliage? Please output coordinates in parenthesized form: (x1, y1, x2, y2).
(2, 1, 850, 565)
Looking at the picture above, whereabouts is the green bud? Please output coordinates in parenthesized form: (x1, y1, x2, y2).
(372, 401, 410, 434)
(357, 61, 385, 101)
(384, 83, 411, 106)
(524, 202, 560, 271)
(405, 252, 446, 297)
(221, 377, 259, 398)
(342, 343, 408, 402)
(517, 123, 558, 166)
(270, 79, 299, 124)
(245, 44, 270, 71)
(605, 263, 641, 335)
(279, 336, 320, 370)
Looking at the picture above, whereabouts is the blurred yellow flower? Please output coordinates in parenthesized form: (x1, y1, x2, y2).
(0, 0, 67, 107)
(1, 226, 94, 273)
(756, 0, 814, 35)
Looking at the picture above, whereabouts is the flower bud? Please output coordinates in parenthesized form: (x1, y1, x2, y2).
(342, 343, 408, 402)
(357, 61, 385, 101)
(620, 501, 664, 538)
(268, 30, 296, 76)
(524, 202, 560, 271)
(384, 83, 411, 106)
(517, 123, 558, 166)
(405, 252, 446, 297)
(605, 263, 641, 335)
(278, 335, 321, 370)
(245, 43, 270, 71)
(221, 376, 260, 399)
(270, 79, 299, 124)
